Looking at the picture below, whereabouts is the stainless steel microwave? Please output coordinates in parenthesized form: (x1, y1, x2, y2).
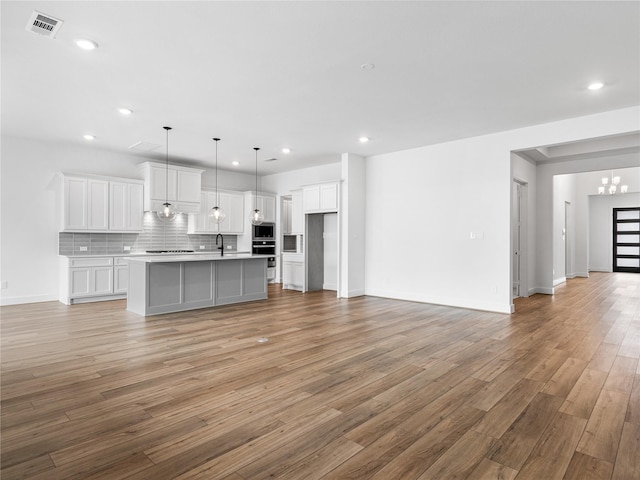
(253, 223, 274, 239)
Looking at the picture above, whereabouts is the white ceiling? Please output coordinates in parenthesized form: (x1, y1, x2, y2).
(2, 1, 639, 175)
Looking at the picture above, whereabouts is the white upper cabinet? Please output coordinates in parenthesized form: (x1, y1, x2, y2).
(188, 190, 244, 235)
(63, 176, 88, 230)
(110, 182, 144, 231)
(87, 179, 109, 230)
(256, 195, 276, 223)
(282, 197, 292, 235)
(217, 191, 245, 234)
(303, 182, 339, 213)
(291, 189, 304, 234)
(61, 174, 143, 232)
(139, 162, 204, 214)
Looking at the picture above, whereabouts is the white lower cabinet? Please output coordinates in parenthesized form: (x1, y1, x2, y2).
(113, 258, 130, 294)
(282, 253, 305, 291)
(60, 256, 128, 304)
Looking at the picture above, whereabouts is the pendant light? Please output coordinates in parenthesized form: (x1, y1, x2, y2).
(250, 147, 264, 225)
(157, 126, 177, 222)
(209, 138, 226, 224)
(598, 170, 628, 195)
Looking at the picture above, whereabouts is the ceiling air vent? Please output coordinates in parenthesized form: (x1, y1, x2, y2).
(26, 10, 64, 38)
(264, 158, 278, 162)
(129, 141, 161, 152)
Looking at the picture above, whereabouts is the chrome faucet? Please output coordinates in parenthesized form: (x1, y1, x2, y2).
(216, 233, 224, 257)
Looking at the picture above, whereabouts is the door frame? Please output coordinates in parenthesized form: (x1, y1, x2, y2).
(512, 178, 529, 300)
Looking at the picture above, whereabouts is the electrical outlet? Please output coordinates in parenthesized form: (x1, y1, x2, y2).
(227, 245, 232, 249)
(199, 245, 205, 250)
(124, 246, 131, 251)
(1, 281, 8, 289)
(79, 246, 88, 251)
(470, 232, 484, 240)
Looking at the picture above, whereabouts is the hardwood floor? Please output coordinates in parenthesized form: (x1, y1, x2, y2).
(1, 272, 639, 479)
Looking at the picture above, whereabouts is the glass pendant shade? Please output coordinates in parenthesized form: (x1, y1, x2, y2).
(598, 186, 605, 195)
(621, 185, 628, 193)
(250, 146, 263, 225)
(209, 205, 226, 224)
(158, 126, 177, 222)
(158, 202, 177, 221)
(210, 138, 226, 225)
(609, 185, 617, 195)
(250, 208, 264, 225)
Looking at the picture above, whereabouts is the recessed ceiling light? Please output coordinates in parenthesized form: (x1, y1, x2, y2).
(282, 148, 291, 154)
(361, 63, 375, 70)
(232, 161, 239, 166)
(118, 108, 133, 115)
(75, 38, 98, 50)
(359, 136, 369, 143)
(588, 82, 604, 91)
(83, 134, 95, 140)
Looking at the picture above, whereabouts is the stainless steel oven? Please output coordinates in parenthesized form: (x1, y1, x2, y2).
(252, 240, 275, 255)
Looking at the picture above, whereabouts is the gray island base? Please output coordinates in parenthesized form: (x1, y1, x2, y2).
(126, 254, 269, 316)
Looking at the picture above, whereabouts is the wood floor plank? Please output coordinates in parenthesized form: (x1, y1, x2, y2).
(612, 421, 640, 480)
(515, 411, 586, 480)
(559, 368, 608, 419)
(1, 273, 638, 479)
(487, 392, 564, 470)
(466, 457, 518, 480)
(563, 452, 614, 480)
(576, 388, 629, 463)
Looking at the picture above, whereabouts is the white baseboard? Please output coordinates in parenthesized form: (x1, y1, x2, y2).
(529, 287, 554, 295)
(341, 289, 365, 298)
(589, 267, 612, 273)
(553, 277, 567, 287)
(364, 288, 512, 314)
(0, 293, 58, 306)
(573, 272, 589, 278)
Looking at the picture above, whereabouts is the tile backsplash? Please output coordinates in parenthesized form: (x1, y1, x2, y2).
(59, 213, 237, 255)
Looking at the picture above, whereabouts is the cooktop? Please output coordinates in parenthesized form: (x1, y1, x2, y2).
(145, 250, 195, 254)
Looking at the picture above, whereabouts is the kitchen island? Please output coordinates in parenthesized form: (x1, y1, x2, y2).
(126, 253, 269, 316)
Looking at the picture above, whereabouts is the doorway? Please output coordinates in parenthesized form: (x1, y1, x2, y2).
(565, 201, 571, 278)
(512, 180, 528, 299)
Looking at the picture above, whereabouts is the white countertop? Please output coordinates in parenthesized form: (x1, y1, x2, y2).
(60, 251, 252, 258)
(125, 253, 270, 263)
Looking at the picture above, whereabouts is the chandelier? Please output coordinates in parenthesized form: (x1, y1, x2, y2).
(598, 171, 628, 195)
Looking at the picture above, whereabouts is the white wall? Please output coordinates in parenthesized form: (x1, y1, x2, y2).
(553, 174, 577, 283)
(340, 153, 366, 298)
(365, 106, 639, 313)
(589, 192, 640, 272)
(0, 136, 254, 305)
